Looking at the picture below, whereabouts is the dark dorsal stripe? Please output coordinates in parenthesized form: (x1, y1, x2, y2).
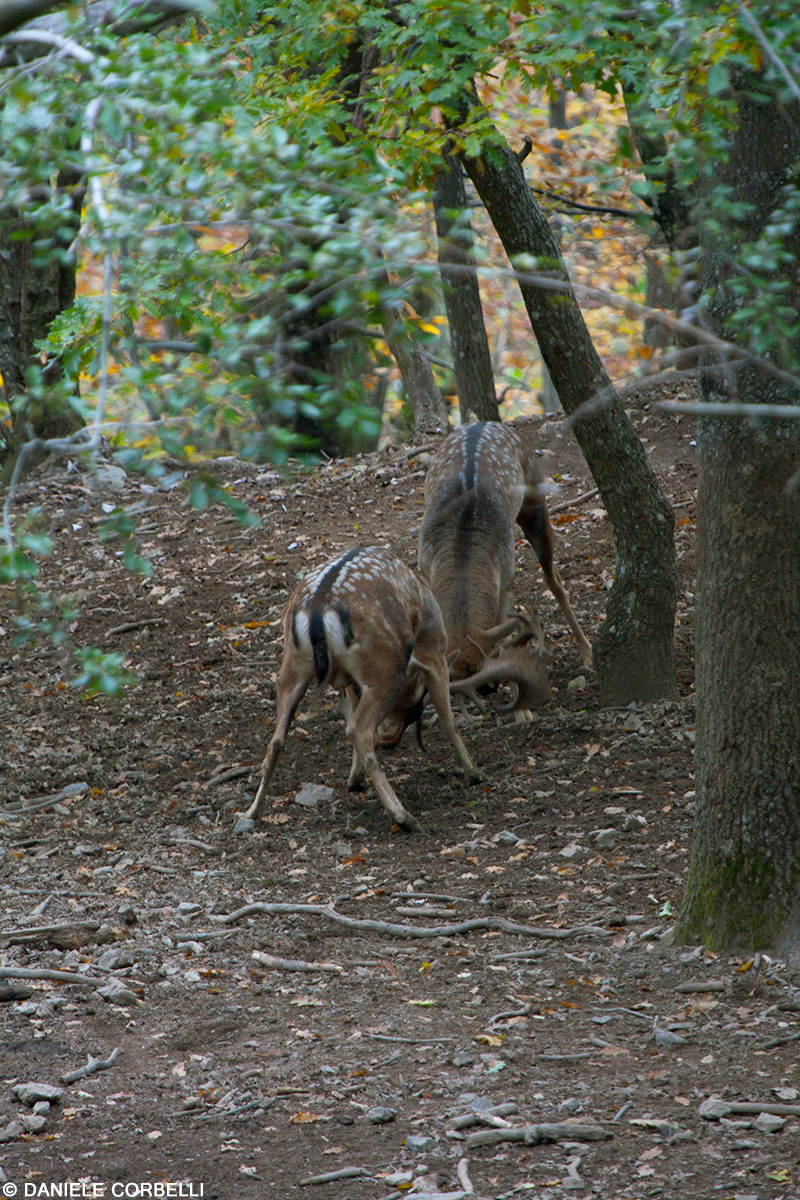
(313, 546, 364, 600)
(461, 423, 486, 493)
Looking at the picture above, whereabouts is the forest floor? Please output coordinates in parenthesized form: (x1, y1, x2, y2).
(2, 377, 800, 1200)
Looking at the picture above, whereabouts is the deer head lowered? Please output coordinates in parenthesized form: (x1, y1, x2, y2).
(418, 420, 593, 712)
(246, 546, 482, 833)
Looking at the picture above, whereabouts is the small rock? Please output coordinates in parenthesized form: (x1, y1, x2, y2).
(91, 463, 127, 492)
(20, 1113, 47, 1133)
(494, 830, 520, 845)
(32, 1101, 50, 1116)
(560, 842, 584, 860)
(567, 675, 588, 694)
(234, 816, 256, 835)
(14, 1082, 63, 1107)
(653, 1025, 686, 1047)
(384, 1172, 414, 1186)
(176, 902, 202, 915)
(0, 1120, 24, 1142)
(96, 979, 139, 1006)
(405, 1134, 435, 1153)
(559, 1097, 583, 1114)
(367, 1106, 397, 1124)
(451, 1050, 474, 1067)
(589, 828, 617, 849)
(96, 948, 134, 970)
(698, 1096, 732, 1119)
(622, 814, 648, 832)
(754, 1112, 786, 1134)
(622, 713, 643, 732)
(294, 783, 335, 808)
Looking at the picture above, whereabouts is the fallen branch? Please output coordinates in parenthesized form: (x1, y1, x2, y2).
(61, 1046, 121, 1084)
(450, 1103, 519, 1131)
(204, 765, 252, 787)
(251, 951, 343, 974)
(0, 965, 102, 987)
(300, 1166, 372, 1186)
(0, 921, 100, 945)
(549, 487, 600, 515)
(219, 902, 611, 942)
(465, 1118, 609, 1147)
(465, 1121, 610, 1150)
(675, 980, 726, 994)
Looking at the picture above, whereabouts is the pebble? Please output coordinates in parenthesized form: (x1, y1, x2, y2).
(406, 1135, 435, 1152)
(367, 1106, 397, 1124)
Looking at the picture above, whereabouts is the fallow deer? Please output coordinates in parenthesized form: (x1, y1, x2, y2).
(246, 546, 482, 832)
(418, 420, 592, 712)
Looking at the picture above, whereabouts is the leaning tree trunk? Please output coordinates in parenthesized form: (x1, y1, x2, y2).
(674, 75, 800, 961)
(433, 149, 499, 424)
(454, 105, 678, 702)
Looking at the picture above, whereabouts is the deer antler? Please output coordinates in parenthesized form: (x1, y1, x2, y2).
(450, 612, 552, 713)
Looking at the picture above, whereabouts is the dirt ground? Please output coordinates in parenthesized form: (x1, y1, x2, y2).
(2, 378, 800, 1200)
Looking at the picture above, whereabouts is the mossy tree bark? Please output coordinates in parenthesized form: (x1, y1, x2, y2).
(674, 76, 800, 961)
(454, 113, 678, 702)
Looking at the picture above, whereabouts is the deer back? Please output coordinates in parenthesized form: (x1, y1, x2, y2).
(418, 421, 548, 676)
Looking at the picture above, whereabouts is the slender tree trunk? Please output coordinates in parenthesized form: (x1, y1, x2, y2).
(454, 112, 678, 702)
(433, 150, 499, 424)
(674, 77, 800, 961)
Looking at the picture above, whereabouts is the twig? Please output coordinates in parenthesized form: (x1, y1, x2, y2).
(0, 966, 102, 986)
(490, 948, 548, 961)
(450, 1104, 519, 1131)
(300, 1166, 372, 1185)
(251, 951, 343, 974)
(758, 1032, 800, 1051)
(487, 1003, 531, 1026)
(539, 1052, 593, 1063)
(106, 618, 167, 636)
(549, 488, 600, 515)
(61, 1046, 121, 1084)
(390, 441, 440, 465)
(219, 902, 611, 942)
(464, 1121, 610, 1149)
(1, 782, 90, 816)
(366, 1032, 454, 1044)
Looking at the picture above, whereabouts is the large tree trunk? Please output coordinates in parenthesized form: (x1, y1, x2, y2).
(432, 150, 499, 424)
(674, 76, 800, 961)
(455, 115, 678, 702)
(0, 169, 85, 466)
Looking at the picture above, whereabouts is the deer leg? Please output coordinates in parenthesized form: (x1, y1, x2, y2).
(417, 654, 483, 784)
(518, 500, 593, 669)
(345, 687, 421, 832)
(343, 684, 368, 792)
(247, 660, 310, 821)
